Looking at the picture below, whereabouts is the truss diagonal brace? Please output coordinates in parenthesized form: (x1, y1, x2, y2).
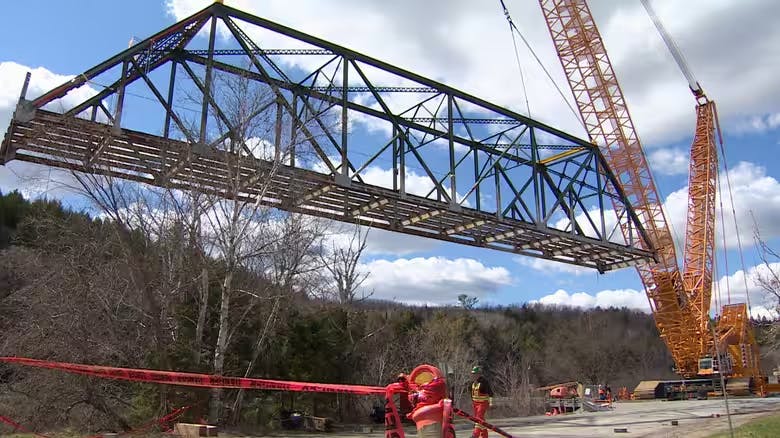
(402, 210, 443, 227)
(445, 220, 487, 235)
(485, 229, 526, 243)
(351, 198, 389, 217)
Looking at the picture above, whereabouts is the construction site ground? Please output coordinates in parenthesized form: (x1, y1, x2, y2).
(260, 397, 780, 437)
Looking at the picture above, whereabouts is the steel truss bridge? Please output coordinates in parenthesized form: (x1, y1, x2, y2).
(1, 2, 654, 272)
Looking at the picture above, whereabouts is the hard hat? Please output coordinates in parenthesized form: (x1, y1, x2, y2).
(471, 366, 482, 374)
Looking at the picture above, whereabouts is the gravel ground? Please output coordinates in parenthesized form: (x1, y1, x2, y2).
(250, 397, 780, 437)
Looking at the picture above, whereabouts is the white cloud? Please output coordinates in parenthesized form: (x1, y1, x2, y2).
(360, 256, 512, 304)
(0, 61, 98, 132)
(648, 148, 689, 176)
(735, 113, 780, 133)
(324, 222, 439, 257)
(166, 0, 780, 147)
(552, 206, 625, 244)
(312, 157, 471, 207)
(1, 62, 100, 199)
(529, 261, 780, 317)
(532, 288, 650, 312)
(713, 262, 780, 311)
(0, 161, 80, 200)
(748, 305, 779, 320)
(663, 161, 780, 250)
(515, 256, 594, 277)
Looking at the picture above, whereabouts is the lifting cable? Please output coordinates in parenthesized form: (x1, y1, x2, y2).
(716, 131, 732, 305)
(713, 226, 722, 315)
(498, 0, 585, 131)
(714, 104, 753, 311)
(499, 0, 532, 117)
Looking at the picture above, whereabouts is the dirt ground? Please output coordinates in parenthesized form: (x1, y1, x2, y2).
(251, 397, 780, 437)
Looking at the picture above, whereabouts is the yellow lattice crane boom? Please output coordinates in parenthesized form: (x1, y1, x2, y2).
(537, 0, 764, 395)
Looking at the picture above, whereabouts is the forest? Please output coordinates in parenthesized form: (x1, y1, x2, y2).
(1, 189, 777, 434)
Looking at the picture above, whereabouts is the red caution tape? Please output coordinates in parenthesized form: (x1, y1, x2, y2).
(0, 415, 51, 438)
(453, 407, 515, 438)
(0, 357, 386, 396)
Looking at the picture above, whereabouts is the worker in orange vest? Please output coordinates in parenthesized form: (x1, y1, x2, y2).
(469, 366, 493, 438)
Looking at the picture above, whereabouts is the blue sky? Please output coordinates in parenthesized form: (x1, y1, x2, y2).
(1, 0, 779, 317)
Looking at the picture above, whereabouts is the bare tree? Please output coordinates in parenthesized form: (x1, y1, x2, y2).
(319, 224, 371, 305)
(754, 227, 780, 309)
(52, 65, 323, 423)
(494, 350, 535, 415)
(229, 212, 328, 422)
(190, 68, 338, 423)
(753, 227, 780, 364)
(458, 294, 479, 310)
(0, 201, 172, 430)
(196, 72, 289, 423)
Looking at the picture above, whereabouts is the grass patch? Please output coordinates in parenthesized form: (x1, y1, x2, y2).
(709, 413, 780, 437)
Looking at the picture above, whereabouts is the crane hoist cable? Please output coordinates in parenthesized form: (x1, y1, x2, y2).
(498, 0, 531, 117)
(642, 0, 754, 312)
(498, 0, 585, 131)
(715, 105, 753, 310)
(716, 145, 732, 305)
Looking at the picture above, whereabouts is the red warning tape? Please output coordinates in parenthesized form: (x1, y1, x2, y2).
(453, 407, 515, 438)
(0, 357, 385, 396)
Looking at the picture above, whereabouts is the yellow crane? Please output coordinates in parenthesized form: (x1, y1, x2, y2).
(534, 0, 764, 397)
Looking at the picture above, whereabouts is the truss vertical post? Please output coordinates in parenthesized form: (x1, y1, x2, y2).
(201, 15, 218, 145)
(113, 61, 129, 130)
(275, 99, 283, 161)
(596, 156, 607, 240)
(164, 61, 177, 139)
(474, 144, 481, 211)
(393, 125, 399, 192)
(340, 57, 349, 184)
(530, 128, 542, 225)
(19, 72, 31, 101)
(289, 94, 297, 167)
(399, 130, 406, 197)
(447, 94, 457, 207)
(494, 161, 501, 219)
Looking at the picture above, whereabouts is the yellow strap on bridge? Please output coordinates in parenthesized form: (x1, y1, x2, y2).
(538, 147, 586, 165)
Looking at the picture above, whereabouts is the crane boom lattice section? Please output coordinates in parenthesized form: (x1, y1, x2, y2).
(682, 101, 717, 355)
(539, 0, 703, 374)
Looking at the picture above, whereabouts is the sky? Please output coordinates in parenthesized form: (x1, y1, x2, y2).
(1, 0, 779, 318)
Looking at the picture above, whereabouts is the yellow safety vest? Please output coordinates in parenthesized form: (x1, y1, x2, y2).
(471, 382, 490, 402)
